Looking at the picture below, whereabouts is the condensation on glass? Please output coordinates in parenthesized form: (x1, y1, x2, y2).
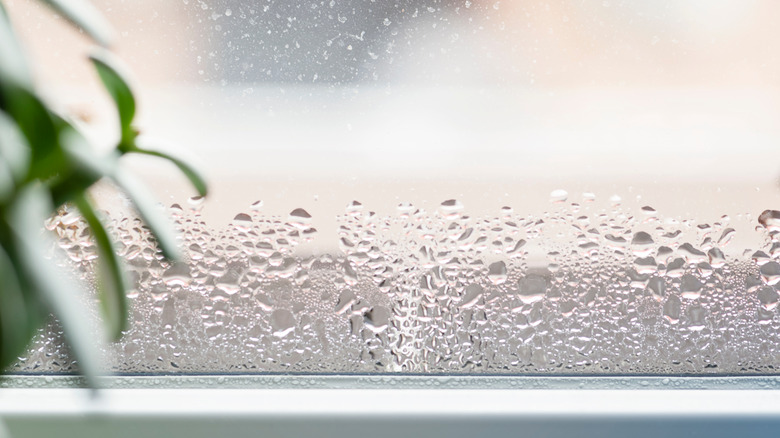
(6, 0, 780, 375)
(10, 196, 780, 375)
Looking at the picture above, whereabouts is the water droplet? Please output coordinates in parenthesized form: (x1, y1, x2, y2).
(634, 257, 657, 275)
(270, 309, 295, 338)
(250, 200, 264, 210)
(753, 250, 771, 266)
(663, 295, 681, 323)
(630, 231, 654, 256)
(364, 306, 390, 333)
(487, 261, 508, 285)
(254, 291, 273, 312)
(757, 307, 775, 325)
(746, 274, 763, 293)
(718, 228, 736, 246)
(559, 300, 576, 317)
(460, 284, 484, 308)
(549, 189, 568, 203)
(163, 263, 191, 287)
(680, 274, 703, 299)
(770, 243, 780, 259)
(396, 202, 414, 214)
(678, 243, 707, 264)
(288, 208, 312, 229)
(150, 284, 169, 302)
(707, 248, 726, 268)
(760, 262, 780, 286)
(757, 286, 780, 310)
(335, 290, 356, 314)
(188, 196, 205, 208)
(216, 268, 241, 295)
(517, 276, 547, 304)
(647, 277, 666, 301)
(657, 246, 674, 261)
(265, 257, 297, 279)
(507, 239, 527, 256)
(696, 262, 713, 277)
(343, 260, 359, 286)
(759, 210, 780, 233)
(439, 199, 464, 219)
(604, 234, 627, 250)
(686, 304, 707, 331)
(346, 200, 363, 215)
(233, 213, 252, 231)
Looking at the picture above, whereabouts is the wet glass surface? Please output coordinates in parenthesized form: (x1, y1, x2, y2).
(6, 0, 780, 377)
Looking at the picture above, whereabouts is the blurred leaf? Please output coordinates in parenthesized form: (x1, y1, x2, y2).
(6, 185, 105, 387)
(0, 162, 13, 203)
(38, 0, 114, 47)
(0, 85, 63, 181)
(89, 50, 136, 146)
(129, 147, 208, 197)
(73, 193, 128, 340)
(0, 110, 30, 202)
(112, 169, 182, 261)
(0, 110, 31, 183)
(59, 125, 116, 178)
(46, 114, 120, 207)
(0, 1, 32, 89)
(0, 244, 34, 370)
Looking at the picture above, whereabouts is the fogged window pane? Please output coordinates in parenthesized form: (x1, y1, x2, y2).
(7, 0, 780, 374)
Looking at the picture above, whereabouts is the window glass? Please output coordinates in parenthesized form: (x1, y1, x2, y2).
(7, 0, 780, 375)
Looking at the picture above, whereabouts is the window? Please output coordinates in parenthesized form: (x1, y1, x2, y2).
(6, 0, 780, 379)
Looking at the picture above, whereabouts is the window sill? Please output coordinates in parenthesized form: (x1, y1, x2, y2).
(1, 377, 780, 438)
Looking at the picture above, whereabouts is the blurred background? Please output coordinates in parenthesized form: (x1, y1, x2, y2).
(5, 0, 780, 250)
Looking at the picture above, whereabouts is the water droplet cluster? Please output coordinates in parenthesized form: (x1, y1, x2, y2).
(11, 197, 780, 375)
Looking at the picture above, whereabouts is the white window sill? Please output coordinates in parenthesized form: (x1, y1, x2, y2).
(1, 379, 779, 438)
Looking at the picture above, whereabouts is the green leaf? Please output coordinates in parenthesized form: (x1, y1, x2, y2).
(0, 1, 33, 89)
(0, 244, 34, 370)
(0, 110, 31, 202)
(129, 147, 209, 197)
(5, 185, 105, 387)
(0, 85, 63, 181)
(46, 114, 121, 206)
(112, 169, 182, 261)
(89, 50, 136, 146)
(38, 0, 114, 47)
(73, 193, 128, 340)
(0, 110, 31, 183)
(0, 161, 13, 203)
